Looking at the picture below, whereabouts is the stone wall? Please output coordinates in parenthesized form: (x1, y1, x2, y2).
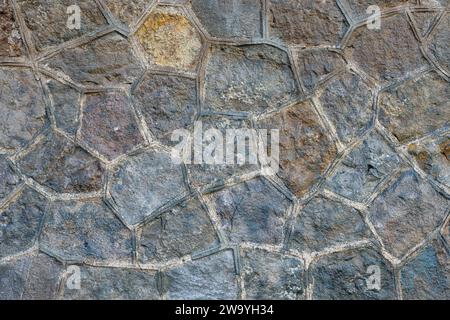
(0, 0, 449, 300)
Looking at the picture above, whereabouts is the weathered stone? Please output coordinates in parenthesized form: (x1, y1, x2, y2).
(0, 67, 46, 152)
(379, 71, 449, 143)
(207, 177, 290, 245)
(369, 170, 449, 259)
(0, 0, 25, 57)
(0, 155, 21, 203)
(44, 32, 143, 87)
(411, 11, 438, 37)
(164, 250, 238, 299)
(296, 49, 346, 91)
(47, 79, 80, 136)
(342, 0, 412, 20)
(17, 131, 104, 194)
(325, 132, 402, 202)
(80, 92, 145, 161)
(191, 0, 263, 39)
(429, 12, 450, 75)
(443, 220, 449, 246)
(132, 73, 196, 146)
(0, 252, 63, 300)
(346, 14, 428, 84)
(40, 199, 132, 263)
(18, 0, 107, 51)
(109, 150, 188, 226)
(257, 101, 337, 197)
(420, 0, 449, 6)
(289, 195, 371, 253)
(319, 72, 373, 144)
(135, 6, 202, 72)
(268, 0, 348, 47)
(401, 239, 449, 299)
(0, 187, 47, 258)
(63, 266, 160, 300)
(204, 44, 299, 114)
(103, 0, 149, 28)
(408, 134, 449, 187)
(310, 248, 397, 300)
(241, 248, 305, 300)
(138, 197, 219, 263)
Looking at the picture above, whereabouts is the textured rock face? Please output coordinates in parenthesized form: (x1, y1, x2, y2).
(429, 12, 449, 75)
(369, 170, 449, 259)
(0, 155, 21, 203)
(204, 44, 298, 114)
(0, 67, 46, 152)
(342, 0, 412, 20)
(0, 0, 25, 57)
(136, 6, 202, 72)
(103, 0, 149, 28)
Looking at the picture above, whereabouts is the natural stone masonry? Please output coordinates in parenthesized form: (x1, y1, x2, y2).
(0, 0, 449, 300)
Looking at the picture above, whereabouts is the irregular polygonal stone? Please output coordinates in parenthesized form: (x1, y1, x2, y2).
(420, 0, 449, 6)
(401, 239, 449, 299)
(17, 131, 104, 194)
(18, 0, 107, 51)
(0, 155, 21, 203)
(310, 248, 396, 300)
(63, 266, 160, 300)
(0, 0, 25, 57)
(191, 0, 263, 39)
(44, 32, 143, 87)
(207, 177, 290, 245)
(132, 73, 196, 146)
(110, 150, 188, 226)
(0, 187, 47, 258)
(411, 11, 438, 37)
(138, 197, 219, 263)
(296, 49, 346, 91)
(257, 101, 337, 197)
(135, 6, 202, 72)
(429, 12, 450, 75)
(408, 135, 449, 187)
(342, 0, 412, 20)
(40, 199, 132, 263)
(103, 0, 149, 28)
(47, 79, 80, 136)
(325, 132, 402, 202)
(319, 72, 374, 144)
(289, 195, 371, 253)
(164, 250, 238, 299)
(80, 92, 145, 161)
(268, 0, 349, 47)
(369, 170, 449, 259)
(0, 252, 63, 300)
(346, 14, 428, 84)
(379, 71, 449, 143)
(0, 67, 46, 152)
(204, 44, 299, 114)
(241, 248, 305, 300)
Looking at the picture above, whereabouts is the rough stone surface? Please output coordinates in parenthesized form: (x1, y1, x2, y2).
(257, 101, 337, 197)
(40, 199, 132, 263)
(63, 266, 160, 300)
(0, 67, 46, 152)
(207, 177, 291, 245)
(204, 44, 299, 114)
(346, 14, 428, 84)
(135, 6, 202, 72)
(164, 250, 238, 300)
(191, 0, 263, 39)
(412, 11, 438, 37)
(132, 73, 196, 146)
(289, 195, 371, 253)
(429, 12, 450, 75)
(342, 0, 412, 20)
(44, 32, 143, 87)
(80, 92, 145, 161)
(310, 248, 397, 300)
(109, 150, 188, 226)
(138, 197, 219, 263)
(369, 170, 449, 259)
(325, 132, 402, 202)
(268, 0, 348, 47)
(0, 0, 25, 57)
(0, 187, 47, 258)
(0, 155, 21, 203)
(379, 71, 449, 143)
(241, 248, 305, 300)
(17, 131, 104, 194)
(103, 0, 149, 28)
